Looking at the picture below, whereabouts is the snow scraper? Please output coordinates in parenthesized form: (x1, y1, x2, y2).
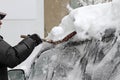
(20, 31, 77, 45)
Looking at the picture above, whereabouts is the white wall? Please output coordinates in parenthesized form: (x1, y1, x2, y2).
(0, 0, 44, 73)
(0, 0, 38, 19)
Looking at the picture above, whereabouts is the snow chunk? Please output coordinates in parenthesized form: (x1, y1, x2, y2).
(51, 27, 64, 36)
(47, 0, 120, 41)
(50, 26, 64, 41)
(47, 15, 75, 41)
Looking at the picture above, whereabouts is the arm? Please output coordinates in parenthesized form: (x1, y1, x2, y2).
(0, 35, 42, 68)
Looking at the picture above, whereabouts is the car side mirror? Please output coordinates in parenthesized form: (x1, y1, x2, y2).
(8, 69, 26, 80)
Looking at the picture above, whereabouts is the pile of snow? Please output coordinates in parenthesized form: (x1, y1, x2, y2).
(27, 0, 120, 80)
(47, 0, 120, 41)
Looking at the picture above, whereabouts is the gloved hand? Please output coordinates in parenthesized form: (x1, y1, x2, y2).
(29, 34, 42, 46)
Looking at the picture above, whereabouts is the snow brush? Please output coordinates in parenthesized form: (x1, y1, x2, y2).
(20, 31, 77, 45)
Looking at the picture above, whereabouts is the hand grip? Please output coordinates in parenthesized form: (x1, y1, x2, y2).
(20, 35, 28, 38)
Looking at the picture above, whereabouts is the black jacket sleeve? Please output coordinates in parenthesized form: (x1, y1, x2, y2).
(0, 36, 36, 68)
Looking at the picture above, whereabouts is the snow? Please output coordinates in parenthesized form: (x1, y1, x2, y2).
(16, 0, 120, 79)
(47, 0, 120, 41)
(51, 55, 57, 61)
(50, 26, 64, 41)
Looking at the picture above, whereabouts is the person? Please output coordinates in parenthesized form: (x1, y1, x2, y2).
(0, 12, 42, 80)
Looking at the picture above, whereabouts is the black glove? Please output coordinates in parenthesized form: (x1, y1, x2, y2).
(29, 34, 42, 46)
